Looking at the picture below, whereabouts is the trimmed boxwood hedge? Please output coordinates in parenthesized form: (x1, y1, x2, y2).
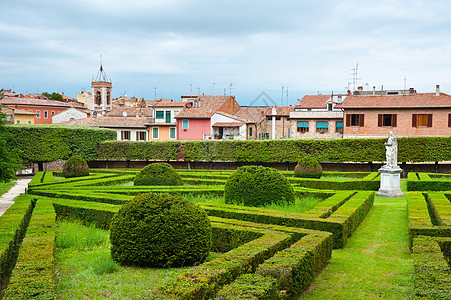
(5, 125, 116, 163)
(97, 137, 451, 163)
(134, 162, 183, 186)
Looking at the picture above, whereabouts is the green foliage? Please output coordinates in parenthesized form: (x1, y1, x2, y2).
(224, 165, 295, 207)
(63, 155, 90, 178)
(134, 162, 183, 186)
(215, 273, 280, 299)
(110, 192, 211, 267)
(92, 258, 119, 275)
(97, 136, 451, 163)
(0, 108, 22, 182)
(413, 236, 451, 299)
(55, 221, 109, 250)
(41, 92, 64, 102)
(294, 156, 323, 178)
(4, 125, 116, 163)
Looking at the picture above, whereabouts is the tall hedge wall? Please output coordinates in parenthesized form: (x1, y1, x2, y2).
(97, 137, 451, 163)
(5, 125, 116, 163)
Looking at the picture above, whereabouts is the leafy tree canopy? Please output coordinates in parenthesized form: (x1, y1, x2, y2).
(42, 92, 64, 102)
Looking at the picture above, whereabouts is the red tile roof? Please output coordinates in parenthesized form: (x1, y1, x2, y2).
(152, 101, 186, 107)
(297, 95, 331, 109)
(233, 106, 271, 123)
(59, 116, 147, 128)
(106, 107, 153, 117)
(338, 93, 451, 109)
(175, 95, 235, 119)
(0, 96, 73, 108)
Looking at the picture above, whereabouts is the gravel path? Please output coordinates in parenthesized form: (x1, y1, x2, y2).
(0, 176, 33, 217)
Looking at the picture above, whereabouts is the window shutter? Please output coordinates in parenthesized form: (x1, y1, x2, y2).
(448, 114, 451, 127)
(346, 114, 351, 127)
(359, 114, 365, 127)
(427, 114, 433, 127)
(136, 132, 139, 141)
(378, 114, 382, 127)
(412, 114, 417, 127)
(392, 114, 397, 127)
(121, 131, 124, 140)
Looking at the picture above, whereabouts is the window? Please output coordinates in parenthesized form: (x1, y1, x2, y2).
(378, 114, 397, 127)
(107, 92, 111, 105)
(156, 111, 164, 119)
(266, 116, 272, 120)
(95, 91, 101, 105)
(44, 111, 48, 119)
(259, 133, 270, 139)
(297, 121, 309, 133)
(275, 116, 281, 121)
(51, 111, 55, 116)
(412, 114, 432, 127)
(449, 114, 451, 127)
(316, 121, 329, 133)
(170, 127, 176, 139)
(336, 121, 343, 133)
(36, 110, 40, 118)
(136, 131, 147, 141)
(249, 127, 253, 137)
(152, 127, 159, 139)
(327, 103, 333, 111)
(346, 114, 364, 127)
(182, 119, 189, 130)
(121, 131, 131, 141)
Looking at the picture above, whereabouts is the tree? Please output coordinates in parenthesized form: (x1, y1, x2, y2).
(42, 92, 64, 102)
(0, 107, 22, 182)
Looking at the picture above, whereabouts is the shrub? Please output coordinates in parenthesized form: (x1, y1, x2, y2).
(110, 192, 211, 267)
(294, 156, 323, 178)
(62, 155, 89, 178)
(134, 162, 183, 186)
(224, 165, 295, 207)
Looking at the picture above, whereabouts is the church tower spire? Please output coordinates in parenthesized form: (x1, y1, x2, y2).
(91, 59, 112, 115)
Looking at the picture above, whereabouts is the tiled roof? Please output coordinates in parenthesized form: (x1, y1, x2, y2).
(212, 122, 244, 127)
(59, 116, 147, 128)
(105, 107, 153, 117)
(0, 97, 73, 108)
(175, 95, 235, 119)
(153, 101, 186, 107)
(297, 95, 331, 109)
(272, 106, 295, 115)
(214, 111, 247, 123)
(338, 93, 451, 109)
(233, 106, 271, 123)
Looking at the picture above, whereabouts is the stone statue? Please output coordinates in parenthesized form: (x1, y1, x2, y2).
(383, 131, 398, 169)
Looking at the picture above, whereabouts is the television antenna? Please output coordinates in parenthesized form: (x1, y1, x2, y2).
(348, 62, 362, 91)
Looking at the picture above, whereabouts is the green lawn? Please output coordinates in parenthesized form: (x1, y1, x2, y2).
(0, 180, 16, 197)
(302, 179, 414, 299)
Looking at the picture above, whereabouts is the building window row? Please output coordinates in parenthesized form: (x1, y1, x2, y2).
(297, 121, 343, 134)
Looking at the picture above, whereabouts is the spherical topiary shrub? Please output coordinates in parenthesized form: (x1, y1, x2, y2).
(62, 155, 89, 178)
(294, 156, 323, 178)
(110, 192, 211, 267)
(224, 165, 295, 207)
(134, 162, 183, 186)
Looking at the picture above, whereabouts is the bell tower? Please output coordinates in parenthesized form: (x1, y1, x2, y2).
(91, 63, 112, 114)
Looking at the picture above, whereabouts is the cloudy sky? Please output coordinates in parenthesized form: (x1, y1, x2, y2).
(1, 0, 451, 105)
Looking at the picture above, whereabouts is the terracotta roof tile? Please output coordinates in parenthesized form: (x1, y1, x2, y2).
(233, 106, 271, 123)
(0, 96, 73, 108)
(175, 95, 235, 118)
(152, 101, 186, 107)
(59, 116, 147, 128)
(105, 107, 153, 117)
(297, 95, 332, 109)
(338, 93, 451, 109)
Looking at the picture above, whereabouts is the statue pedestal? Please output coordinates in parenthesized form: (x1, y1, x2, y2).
(376, 167, 404, 198)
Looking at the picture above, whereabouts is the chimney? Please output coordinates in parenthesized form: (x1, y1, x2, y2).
(372, 86, 376, 96)
(409, 88, 415, 94)
(357, 86, 363, 91)
(436, 84, 440, 96)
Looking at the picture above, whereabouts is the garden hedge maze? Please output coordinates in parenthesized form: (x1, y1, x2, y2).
(5, 169, 449, 298)
(407, 172, 451, 299)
